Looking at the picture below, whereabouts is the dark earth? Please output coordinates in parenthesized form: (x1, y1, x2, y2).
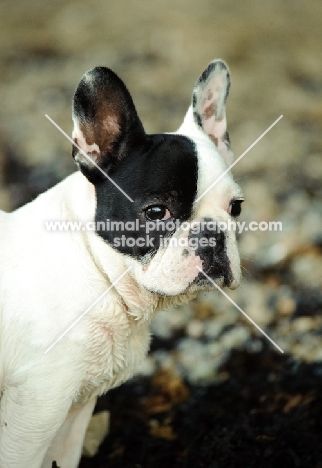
(79, 344, 322, 468)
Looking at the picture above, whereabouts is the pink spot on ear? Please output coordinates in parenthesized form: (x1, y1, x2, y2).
(207, 89, 213, 100)
(103, 116, 120, 135)
(209, 134, 219, 147)
(72, 125, 101, 162)
(203, 102, 217, 120)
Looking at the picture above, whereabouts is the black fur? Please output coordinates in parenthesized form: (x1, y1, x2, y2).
(94, 134, 198, 259)
(72, 67, 145, 182)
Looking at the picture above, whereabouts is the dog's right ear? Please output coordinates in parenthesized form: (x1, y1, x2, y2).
(72, 67, 145, 183)
(178, 60, 234, 165)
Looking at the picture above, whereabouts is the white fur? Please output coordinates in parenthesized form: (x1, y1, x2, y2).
(0, 172, 158, 467)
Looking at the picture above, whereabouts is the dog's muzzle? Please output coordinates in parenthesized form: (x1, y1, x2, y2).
(189, 219, 233, 287)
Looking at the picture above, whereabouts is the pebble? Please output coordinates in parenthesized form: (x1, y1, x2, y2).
(291, 254, 322, 288)
(186, 319, 204, 339)
(151, 306, 192, 339)
(292, 317, 317, 334)
(276, 296, 297, 316)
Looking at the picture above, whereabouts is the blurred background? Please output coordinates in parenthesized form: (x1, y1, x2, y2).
(1, 0, 322, 466)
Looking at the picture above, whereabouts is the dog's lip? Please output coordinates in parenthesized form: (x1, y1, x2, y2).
(191, 269, 239, 290)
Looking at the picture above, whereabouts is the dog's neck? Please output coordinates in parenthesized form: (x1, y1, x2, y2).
(85, 226, 197, 322)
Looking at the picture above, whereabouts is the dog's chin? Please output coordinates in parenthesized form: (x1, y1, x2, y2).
(187, 273, 240, 294)
(140, 272, 240, 298)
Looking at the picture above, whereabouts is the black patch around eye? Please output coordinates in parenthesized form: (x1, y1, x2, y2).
(145, 206, 167, 221)
(94, 133, 198, 259)
(230, 200, 243, 217)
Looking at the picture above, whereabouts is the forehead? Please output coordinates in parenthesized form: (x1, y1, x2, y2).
(107, 134, 198, 202)
(96, 132, 242, 211)
(139, 133, 198, 183)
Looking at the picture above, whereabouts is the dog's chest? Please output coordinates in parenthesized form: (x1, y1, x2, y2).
(74, 309, 151, 404)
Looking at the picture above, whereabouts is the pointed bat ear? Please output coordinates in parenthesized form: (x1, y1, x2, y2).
(72, 67, 145, 183)
(192, 59, 234, 165)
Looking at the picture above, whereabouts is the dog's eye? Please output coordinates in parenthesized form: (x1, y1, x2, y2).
(145, 205, 171, 221)
(229, 199, 243, 217)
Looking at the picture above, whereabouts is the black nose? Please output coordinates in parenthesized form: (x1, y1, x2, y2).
(189, 221, 225, 274)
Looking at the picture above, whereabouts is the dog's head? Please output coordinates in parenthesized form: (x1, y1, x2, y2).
(72, 60, 243, 297)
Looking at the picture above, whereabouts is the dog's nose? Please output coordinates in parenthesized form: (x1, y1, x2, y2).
(188, 220, 225, 274)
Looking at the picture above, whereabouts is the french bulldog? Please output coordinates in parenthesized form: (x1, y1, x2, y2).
(0, 59, 243, 467)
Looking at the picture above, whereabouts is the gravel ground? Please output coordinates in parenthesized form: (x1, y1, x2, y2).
(1, 1, 321, 466)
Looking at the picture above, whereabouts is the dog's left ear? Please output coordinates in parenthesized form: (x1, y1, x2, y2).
(191, 60, 234, 165)
(72, 67, 145, 183)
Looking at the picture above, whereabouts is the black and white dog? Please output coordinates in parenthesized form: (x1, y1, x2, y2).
(0, 59, 243, 467)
